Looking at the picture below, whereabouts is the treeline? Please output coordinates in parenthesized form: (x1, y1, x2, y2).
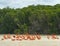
(0, 4, 60, 34)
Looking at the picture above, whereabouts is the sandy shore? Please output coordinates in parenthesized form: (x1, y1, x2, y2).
(0, 35, 60, 46)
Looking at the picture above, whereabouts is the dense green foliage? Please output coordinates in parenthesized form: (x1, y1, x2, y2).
(0, 4, 60, 34)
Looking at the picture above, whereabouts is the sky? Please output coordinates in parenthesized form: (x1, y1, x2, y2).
(0, 0, 60, 8)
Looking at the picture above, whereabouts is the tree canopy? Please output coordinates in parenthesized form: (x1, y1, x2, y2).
(0, 4, 60, 34)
